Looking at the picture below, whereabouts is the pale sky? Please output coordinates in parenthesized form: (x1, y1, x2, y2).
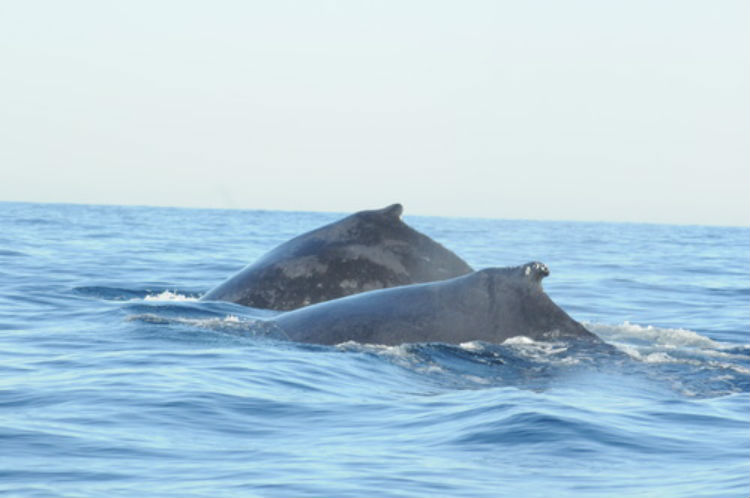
(1, 0, 748, 226)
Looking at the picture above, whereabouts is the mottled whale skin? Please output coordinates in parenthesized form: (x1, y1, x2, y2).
(202, 204, 473, 310)
(272, 262, 601, 346)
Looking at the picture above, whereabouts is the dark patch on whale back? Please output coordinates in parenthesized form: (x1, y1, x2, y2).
(227, 257, 409, 310)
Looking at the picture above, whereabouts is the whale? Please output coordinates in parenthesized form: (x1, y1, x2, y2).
(270, 262, 600, 346)
(202, 203, 473, 310)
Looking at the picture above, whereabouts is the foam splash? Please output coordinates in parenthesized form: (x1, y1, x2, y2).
(501, 336, 536, 346)
(587, 321, 750, 378)
(586, 321, 721, 349)
(352, 324, 747, 394)
(336, 342, 447, 374)
(143, 290, 199, 302)
(497, 336, 573, 363)
(459, 340, 487, 351)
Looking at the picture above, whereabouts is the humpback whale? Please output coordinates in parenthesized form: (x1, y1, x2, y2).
(271, 262, 600, 346)
(202, 204, 473, 310)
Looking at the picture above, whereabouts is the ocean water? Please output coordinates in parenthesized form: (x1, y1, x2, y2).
(0, 201, 748, 498)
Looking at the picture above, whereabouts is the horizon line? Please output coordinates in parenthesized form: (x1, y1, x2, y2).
(2, 198, 747, 229)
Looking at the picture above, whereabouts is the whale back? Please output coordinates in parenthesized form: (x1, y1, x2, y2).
(202, 204, 473, 310)
(273, 262, 600, 346)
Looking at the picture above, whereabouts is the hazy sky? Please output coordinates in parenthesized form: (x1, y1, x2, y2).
(1, 0, 748, 226)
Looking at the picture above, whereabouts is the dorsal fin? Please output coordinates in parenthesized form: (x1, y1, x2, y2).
(380, 203, 403, 219)
(522, 262, 550, 284)
(357, 203, 403, 221)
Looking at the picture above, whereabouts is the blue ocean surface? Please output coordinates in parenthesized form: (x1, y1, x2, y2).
(0, 201, 748, 497)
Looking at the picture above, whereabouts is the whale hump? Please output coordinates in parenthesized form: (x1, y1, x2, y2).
(201, 203, 472, 310)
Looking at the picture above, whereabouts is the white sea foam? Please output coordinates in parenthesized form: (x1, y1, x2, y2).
(588, 321, 750, 376)
(615, 345, 700, 365)
(336, 342, 447, 374)
(615, 343, 750, 375)
(459, 341, 486, 351)
(142, 290, 199, 302)
(336, 341, 403, 354)
(586, 321, 721, 349)
(128, 313, 250, 329)
(501, 336, 536, 345)
(498, 336, 573, 363)
(462, 374, 491, 384)
(182, 314, 246, 328)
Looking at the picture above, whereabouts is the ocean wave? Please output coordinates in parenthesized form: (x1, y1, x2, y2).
(330, 324, 749, 397)
(118, 299, 750, 397)
(586, 321, 749, 374)
(4, 203, 749, 497)
(126, 312, 288, 340)
(73, 286, 201, 302)
(0, 249, 27, 257)
(586, 321, 722, 349)
(128, 313, 243, 327)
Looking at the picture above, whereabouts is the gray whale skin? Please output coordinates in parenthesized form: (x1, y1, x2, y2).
(271, 262, 601, 346)
(202, 203, 472, 310)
